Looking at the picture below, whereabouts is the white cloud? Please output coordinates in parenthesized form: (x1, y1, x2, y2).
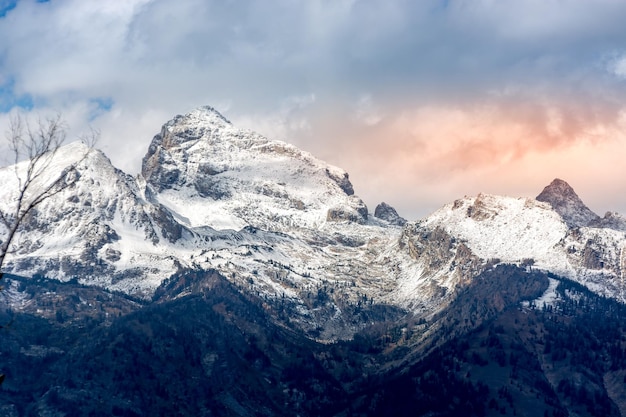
(236, 94, 316, 146)
(611, 55, 626, 79)
(354, 95, 382, 126)
(2, 0, 626, 214)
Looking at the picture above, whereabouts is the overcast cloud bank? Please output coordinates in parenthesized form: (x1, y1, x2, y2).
(2, 0, 626, 218)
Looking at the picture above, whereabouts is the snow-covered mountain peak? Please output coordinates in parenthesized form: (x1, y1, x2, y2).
(1, 141, 93, 174)
(142, 107, 232, 166)
(141, 106, 364, 231)
(536, 178, 599, 228)
(45, 140, 92, 162)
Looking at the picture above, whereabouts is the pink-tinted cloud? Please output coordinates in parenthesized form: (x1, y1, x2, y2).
(290, 96, 626, 220)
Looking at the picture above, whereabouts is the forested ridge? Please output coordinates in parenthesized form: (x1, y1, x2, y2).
(1, 265, 626, 416)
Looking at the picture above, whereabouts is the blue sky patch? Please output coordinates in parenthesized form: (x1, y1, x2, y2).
(88, 97, 114, 121)
(1, 0, 49, 18)
(0, 0, 17, 17)
(0, 79, 34, 112)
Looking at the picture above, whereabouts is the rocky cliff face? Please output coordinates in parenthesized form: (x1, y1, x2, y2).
(536, 178, 600, 227)
(374, 202, 407, 226)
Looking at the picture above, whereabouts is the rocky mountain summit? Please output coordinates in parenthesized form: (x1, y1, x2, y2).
(536, 178, 600, 227)
(401, 185, 626, 301)
(141, 106, 367, 232)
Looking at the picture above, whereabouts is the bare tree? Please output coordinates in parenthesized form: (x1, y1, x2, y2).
(0, 114, 96, 383)
(0, 114, 97, 273)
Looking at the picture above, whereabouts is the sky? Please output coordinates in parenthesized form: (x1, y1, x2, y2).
(2, 0, 626, 220)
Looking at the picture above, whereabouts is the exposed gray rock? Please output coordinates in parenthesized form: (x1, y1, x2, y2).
(374, 202, 407, 226)
(466, 194, 498, 221)
(536, 178, 599, 228)
(141, 106, 231, 191)
(582, 242, 604, 269)
(326, 197, 368, 224)
(325, 168, 354, 196)
(326, 207, 364, 224)
(589, 211, 626, 231)
(399, 224, 483, 290)
(151, 204, 184, 242)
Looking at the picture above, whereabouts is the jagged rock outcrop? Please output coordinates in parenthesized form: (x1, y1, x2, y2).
(536, 178, 600, 228)
(589, 211, 626, 231)
(327, 196, 369, 224)
(374, 202, 406, 226)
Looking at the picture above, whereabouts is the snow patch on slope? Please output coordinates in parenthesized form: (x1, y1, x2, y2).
(424, 194, 571, 274)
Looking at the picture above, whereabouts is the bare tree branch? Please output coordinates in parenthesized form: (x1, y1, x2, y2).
(0, 114, 97, 276)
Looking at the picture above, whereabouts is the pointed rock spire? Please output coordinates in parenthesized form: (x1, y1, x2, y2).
(374, 202, 407, 226)
(536, 178, 599, 228)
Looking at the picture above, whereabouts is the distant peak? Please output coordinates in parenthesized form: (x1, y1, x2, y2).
(541, 178, 574, 194)
(537, 178, 579, 202)
(374, 202, 407, 226)
(536, 178, 599, 228)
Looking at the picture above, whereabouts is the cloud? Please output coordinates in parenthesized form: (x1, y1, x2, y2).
(610, 54, 626, 79)
(354, 95, 383, 126)
(236, 94, 316, 144)
(294, 95, 626, 219)
(1, 0, 626, 217)
(2, 0, 626, 110)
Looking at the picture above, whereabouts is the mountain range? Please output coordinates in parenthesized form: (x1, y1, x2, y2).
(1, 106, 626, 416)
